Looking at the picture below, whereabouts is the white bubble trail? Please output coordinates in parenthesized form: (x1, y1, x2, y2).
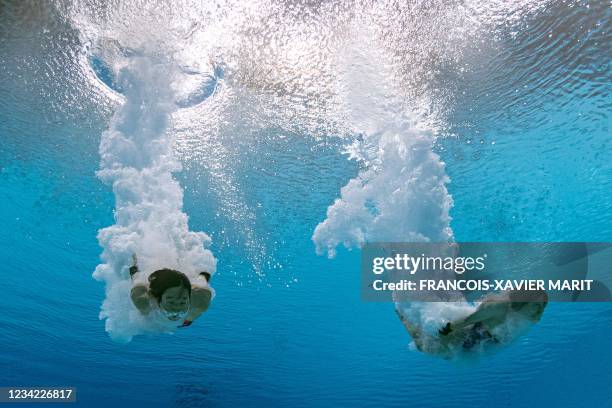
(93, 56, 216, 342)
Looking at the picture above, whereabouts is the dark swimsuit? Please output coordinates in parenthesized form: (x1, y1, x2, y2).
(462, 322, 499, 350)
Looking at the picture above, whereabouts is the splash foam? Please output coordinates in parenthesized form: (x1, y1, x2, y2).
(311, 25, 510, 358)
(93, 56, 216, 342)
(312, 24, 453, 256)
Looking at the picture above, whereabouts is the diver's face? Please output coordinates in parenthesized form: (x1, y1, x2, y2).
(160, 286, 190, 320)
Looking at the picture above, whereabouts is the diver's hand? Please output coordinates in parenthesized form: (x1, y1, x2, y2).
(129, 254, 139, 280)
(439, 322, 453, 336)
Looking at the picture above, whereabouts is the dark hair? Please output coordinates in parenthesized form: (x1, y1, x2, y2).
(148, 269, 191, 303)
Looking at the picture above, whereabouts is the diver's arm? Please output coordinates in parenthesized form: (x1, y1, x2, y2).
(130, 283, 152, 315)
(448, 302, 509, 332)
(128, 254, 151, 314)
(180, 272, 213, 326)
(183, 286, 212, 323)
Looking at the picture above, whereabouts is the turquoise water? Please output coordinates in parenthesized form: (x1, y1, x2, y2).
(1, 1, 611, 407)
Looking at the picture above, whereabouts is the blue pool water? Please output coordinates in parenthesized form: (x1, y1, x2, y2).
(1, 1, 611, 407)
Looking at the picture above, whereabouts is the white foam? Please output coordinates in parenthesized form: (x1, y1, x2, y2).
(310, 25, 498, 358)
(312, 25, 453, 256)
(93, 56, 216, 343)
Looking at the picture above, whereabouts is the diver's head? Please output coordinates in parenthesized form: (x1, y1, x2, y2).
(148, 269, 191, 321)
(509, 289, 548, 322)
